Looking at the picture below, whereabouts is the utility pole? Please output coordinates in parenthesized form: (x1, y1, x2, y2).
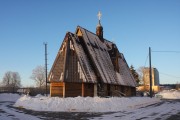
(44, 43, 48, 96)
(149, 47, 152, 98)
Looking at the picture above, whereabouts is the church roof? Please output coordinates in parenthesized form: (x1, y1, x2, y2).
(48, 26, 136, 87)
(75, 26, 118, 84)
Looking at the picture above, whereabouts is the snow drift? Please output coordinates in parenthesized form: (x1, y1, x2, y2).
(14, 95, 160, 112)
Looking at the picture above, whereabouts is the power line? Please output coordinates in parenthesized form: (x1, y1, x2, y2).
(44, 42, 48, 96)
(144, 53, 149, 67)
(159, 72, 180, 78)
(152, 51, 180, 53)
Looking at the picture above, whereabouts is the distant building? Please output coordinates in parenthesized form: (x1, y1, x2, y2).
(48, 12, 136, 97)
(143, 67, 160, 86)
(137, 67, 160, 93)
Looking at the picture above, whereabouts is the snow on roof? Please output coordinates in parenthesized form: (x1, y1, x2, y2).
(118, 58, 136, 87)
(78, 27, 127, 85)
(69, 32, 97, 83)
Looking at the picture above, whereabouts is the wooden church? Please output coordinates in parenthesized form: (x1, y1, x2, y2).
(48, 12, 136, 97)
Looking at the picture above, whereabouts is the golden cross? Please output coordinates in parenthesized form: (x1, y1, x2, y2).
(97, 11, 102, 20)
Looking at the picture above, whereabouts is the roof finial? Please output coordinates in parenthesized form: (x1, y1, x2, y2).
(97, 11, 102, 26)
(96, 11, 103, 41)
(97, 11, 102, 21)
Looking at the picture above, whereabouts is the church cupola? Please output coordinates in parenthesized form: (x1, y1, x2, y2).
(96, 11, 104, 42)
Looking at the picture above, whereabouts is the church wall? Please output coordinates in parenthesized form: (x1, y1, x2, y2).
(84, 83, 94, 97)
(110, 85, 121, 96)
(97, 84, 136, 97)
(110, 85, 136, 97)
(48, 50, 65, 82)
(50, 82, 64, 97)
(124, 86, 132, 96)
(131, 87, 136, 96)
(50, 82, 136, 97)
(65, 83, 82, 97)
(50, 82, 95, 97)
(65, 48, 79, 82)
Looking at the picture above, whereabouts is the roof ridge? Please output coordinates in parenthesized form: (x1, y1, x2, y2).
(77, 26, 113, 44)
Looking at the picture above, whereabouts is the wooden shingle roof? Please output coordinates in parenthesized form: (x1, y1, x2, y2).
(76, 26, 118, 85)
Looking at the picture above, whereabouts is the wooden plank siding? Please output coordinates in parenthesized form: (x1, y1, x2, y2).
(65, 83, 94, 97)
(65, 83, 82, 97)
(50, 82, 64, 97)
(84, 83, 94, 97)
(50, 82, 94, 97)
(66, 48, 80, 83)
(50, 82, 135, 97)
(99, 84, 135, 97)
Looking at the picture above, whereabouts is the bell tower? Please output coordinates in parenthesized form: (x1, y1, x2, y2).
(96, 11, 104, 42)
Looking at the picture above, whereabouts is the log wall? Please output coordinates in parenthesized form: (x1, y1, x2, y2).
(50, 82, 136, 97)
(84, 83, 94, 97)
(50, 82, 64, 97)
(100, 84, 136, 97)
(65, 83, 82, 97)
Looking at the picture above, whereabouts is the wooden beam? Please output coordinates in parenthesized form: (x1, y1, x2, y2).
(82, 83, 84, 97)
(63, 82, 65, 98)
(94, 84, 97, 97)
(63, 37, 70, 81)
(50, 83, 52, 97)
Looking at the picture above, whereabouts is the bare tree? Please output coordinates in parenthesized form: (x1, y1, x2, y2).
(2, 71, 21, 92)
(137, 67, 144, 85)
(12, 72, 21, 88)
(2, 71, 12, 87)
(30, 65, 45, 88)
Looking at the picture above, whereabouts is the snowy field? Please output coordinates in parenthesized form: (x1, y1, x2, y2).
(0, 90, 180, 120)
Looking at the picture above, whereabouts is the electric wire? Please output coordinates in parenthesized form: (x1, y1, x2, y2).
(152, 51, 180, 53)
(159, 72, 180, 78)
(142, 49, 180, 80)
(144, 53, 149, 67)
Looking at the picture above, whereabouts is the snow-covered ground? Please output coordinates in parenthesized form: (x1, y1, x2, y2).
(155, 89, 180, 99)
(0, 93, 20, 102)
(94, 100, 180, 120)
(0, 93, 40, 120)
(0, 90, 180, 120)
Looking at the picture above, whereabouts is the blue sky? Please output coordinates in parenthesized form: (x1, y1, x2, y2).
(0, 0, 180, 86)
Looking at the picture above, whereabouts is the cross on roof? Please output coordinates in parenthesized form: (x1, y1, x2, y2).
(97, 11, 102, 20)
